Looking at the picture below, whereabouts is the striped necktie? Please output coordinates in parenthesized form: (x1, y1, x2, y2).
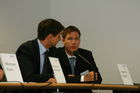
(42, 50, 48, 74)
(69, 57, 76, 74)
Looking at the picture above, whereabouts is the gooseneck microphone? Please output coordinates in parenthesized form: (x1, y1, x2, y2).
(73, 50, 92, 66)
(73, 50, 97, 82)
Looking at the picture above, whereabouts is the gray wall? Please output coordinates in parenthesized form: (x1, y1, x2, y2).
(50, 0, 140, 84)
(0, 0, 140, 84)
(0, 0, 50, 53)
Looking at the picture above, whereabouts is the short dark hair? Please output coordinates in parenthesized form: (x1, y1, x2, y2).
(62, 25, 81, 39)
(38, 18, 64, 40)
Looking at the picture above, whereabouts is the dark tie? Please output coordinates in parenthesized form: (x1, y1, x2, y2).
(69, 57, 76, 74)
(42, 50, 48, 74)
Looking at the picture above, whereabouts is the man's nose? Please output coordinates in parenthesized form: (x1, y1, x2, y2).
(71, 39, 76, 43)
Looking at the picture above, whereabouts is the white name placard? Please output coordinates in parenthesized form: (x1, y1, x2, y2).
(117, 64, 133, 85)
(0, 53, 23, 83)
(49, 57, 66, 83)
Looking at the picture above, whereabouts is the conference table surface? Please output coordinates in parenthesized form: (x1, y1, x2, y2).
(0, 82, 139, 91)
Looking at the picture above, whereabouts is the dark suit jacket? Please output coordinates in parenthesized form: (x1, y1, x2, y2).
(16, 39, 57, 82)
(57, 47, 102, 84)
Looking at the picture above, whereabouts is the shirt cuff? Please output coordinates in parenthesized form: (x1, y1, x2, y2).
(81, 75, 84, 82)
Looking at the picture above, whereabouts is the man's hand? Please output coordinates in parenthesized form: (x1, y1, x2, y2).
(68, 74, 75, 77)
(84, 71, 98, 82)
(47, 78, 57, 83)
(0, 69, 4, 81)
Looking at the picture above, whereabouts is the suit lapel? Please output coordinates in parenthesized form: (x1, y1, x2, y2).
(61, 48, 72, 74)
(75, 51, 89, 75)
(75, 55, 82, 75)
(33, 39, 40, 73)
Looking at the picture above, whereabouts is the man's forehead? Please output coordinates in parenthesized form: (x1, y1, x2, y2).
(65, 33, 80, 38)
(67, 31, 79, 35)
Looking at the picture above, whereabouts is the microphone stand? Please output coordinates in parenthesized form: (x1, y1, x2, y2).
(73, 51, 97, 82)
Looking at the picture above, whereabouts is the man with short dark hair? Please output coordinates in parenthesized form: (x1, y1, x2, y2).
(16, 18, 64, 82)
(58, 25, 102, 93)
(15, 18, 64, 93)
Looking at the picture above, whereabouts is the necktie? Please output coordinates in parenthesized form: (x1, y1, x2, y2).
(69, 57, 76, 74)
(42, 50, 48, 74)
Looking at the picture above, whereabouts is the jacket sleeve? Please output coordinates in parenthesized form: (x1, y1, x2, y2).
(86, 51, 102, 84)
(16, 42, 53, 82)
(78, 49, 102, 84)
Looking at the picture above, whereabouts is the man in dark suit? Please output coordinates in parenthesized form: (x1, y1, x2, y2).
(57, 26, 102, 93)
(15, 18, 64, 92)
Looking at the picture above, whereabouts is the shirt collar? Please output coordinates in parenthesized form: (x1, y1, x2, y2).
(37, 39, 49, 54)
(65, 50, 76, 58)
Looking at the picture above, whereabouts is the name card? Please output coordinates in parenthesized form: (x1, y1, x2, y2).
(49, 57, 66, 83)
(0, 53, 23, 82)
(117, 64, 133, 85)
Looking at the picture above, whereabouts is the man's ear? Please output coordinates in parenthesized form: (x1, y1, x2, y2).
(44, 34, 52, 41)
(48, 34, 53, 39)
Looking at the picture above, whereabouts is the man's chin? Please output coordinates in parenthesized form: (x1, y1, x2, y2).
(71, 49, 78, 53)
(50, 45, 56, 48)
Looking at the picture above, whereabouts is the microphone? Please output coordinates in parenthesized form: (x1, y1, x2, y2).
(73, 50, 97, 82)
(73, 50, 92, 66)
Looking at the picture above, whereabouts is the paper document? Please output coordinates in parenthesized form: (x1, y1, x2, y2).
(80, 70, 89, 76)
(0, 53, 23, 82)
(49, 57, 66, 83)
(117, 64, 133, 85)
